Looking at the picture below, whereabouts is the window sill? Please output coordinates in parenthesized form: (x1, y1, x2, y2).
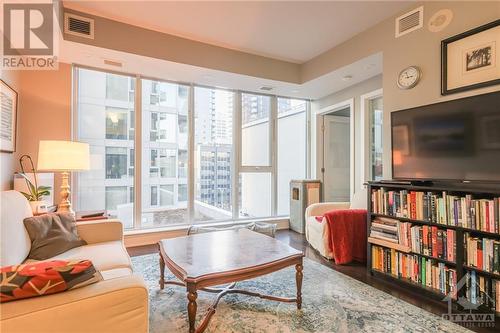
(124, 217, 290, 247)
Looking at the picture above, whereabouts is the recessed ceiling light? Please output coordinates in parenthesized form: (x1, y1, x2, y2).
(342, 75, 353, 81)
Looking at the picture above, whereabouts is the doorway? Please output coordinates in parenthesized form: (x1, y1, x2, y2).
(318, 101, 354, 203)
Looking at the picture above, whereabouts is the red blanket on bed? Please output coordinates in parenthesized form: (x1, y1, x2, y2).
(323, 209, 367, 264)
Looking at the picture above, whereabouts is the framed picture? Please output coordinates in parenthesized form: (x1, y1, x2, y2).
(0, 79, 18, 153)
(441, 19, 500, 95)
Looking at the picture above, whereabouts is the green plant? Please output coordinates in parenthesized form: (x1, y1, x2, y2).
(18, 173, 51, 202)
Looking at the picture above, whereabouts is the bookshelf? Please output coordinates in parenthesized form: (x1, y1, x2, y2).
(367, 181, 500, 316)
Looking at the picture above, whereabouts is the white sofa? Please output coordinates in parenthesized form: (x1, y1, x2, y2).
(305, 188, 367, 259)
(0, 191, 149, 333)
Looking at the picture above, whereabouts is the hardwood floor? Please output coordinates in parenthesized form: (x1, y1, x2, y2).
(127, 229, 498, 332)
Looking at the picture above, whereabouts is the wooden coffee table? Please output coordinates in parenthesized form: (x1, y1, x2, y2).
(158, 228, 304, 333)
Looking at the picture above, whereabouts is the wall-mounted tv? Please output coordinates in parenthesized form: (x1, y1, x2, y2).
(391, 91, 500, 183)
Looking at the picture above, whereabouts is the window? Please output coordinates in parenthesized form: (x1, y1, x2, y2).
(369, 96, 383, 181)
(150, 186, 158, 206)
(106, 147, 127, 179)
(74, 67, 310, 230)
(239, 173, 272, 218)
(277, 98, 307, 215)
(75, 68, 135, 229)
(105, 107, 128, 140)
(141, 79, 189, 228)
(194, 87, 234, 222)
(241, 93, 270, 166)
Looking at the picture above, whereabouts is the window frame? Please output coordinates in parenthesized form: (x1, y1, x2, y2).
(72, 65, 310, 230)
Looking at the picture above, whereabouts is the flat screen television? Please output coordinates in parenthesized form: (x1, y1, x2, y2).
(391, 91, 500, 183)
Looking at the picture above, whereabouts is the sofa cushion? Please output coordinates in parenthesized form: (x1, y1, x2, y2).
(23, 213, 87, 260)
(0, 191, 33, 266)
(48, 241, 132, 272)
(0, 259, 102, 303)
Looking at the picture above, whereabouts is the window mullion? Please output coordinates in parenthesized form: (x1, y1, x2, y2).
(270, 96, 277, 217)
(232, 91, 242, 220)
(133, 76, 142, 229)
(188, 84, 195, 222)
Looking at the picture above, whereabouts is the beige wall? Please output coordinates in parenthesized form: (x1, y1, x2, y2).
(312, 1, 500, 181)
(0, 64, 72, 200)
(1, 71, 22, 190)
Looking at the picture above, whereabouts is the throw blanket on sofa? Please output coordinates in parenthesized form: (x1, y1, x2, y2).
(323, 209, 367, 264)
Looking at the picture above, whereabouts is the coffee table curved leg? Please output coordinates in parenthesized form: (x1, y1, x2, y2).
(159, 257, 165, 290)
(187, 285, 198, 333)
(295, 262, 303, 310)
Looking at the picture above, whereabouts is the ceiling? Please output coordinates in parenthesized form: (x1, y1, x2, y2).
(59, 39, 382, 100)
(63, 0, 412, 63)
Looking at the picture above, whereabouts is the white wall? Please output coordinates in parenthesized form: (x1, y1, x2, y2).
(311, 75, 382, 199)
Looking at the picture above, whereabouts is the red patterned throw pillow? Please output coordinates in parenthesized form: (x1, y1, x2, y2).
(0, 260, 102, 303)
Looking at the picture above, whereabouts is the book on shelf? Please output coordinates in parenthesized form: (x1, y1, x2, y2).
(371, 188, 500, 234)
(371, 245, 457, 297)
(369, 217, 456, 262)
(465, 270, 500, 314)
(464, 233, 500, 274)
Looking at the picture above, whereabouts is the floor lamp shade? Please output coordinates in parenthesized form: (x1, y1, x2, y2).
(37, 141, 90, 171)
(37, 140, 90, 215)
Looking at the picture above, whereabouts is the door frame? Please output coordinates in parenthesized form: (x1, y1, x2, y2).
(360, 89, 383, 183)
(313, 98, 354, 202)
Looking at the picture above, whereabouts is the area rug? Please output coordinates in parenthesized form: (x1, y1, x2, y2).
(132, 254, 470, 333)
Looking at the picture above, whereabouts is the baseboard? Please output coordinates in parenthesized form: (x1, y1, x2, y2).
(124, 218, 290, 247)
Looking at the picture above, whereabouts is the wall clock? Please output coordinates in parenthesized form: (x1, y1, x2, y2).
(397, 66, 421, 89)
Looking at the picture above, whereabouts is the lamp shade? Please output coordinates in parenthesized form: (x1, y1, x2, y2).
(37, 140, 90, 171)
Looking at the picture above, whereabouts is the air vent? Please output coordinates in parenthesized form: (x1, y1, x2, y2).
(259, 86, 273, 91)
(64, 13, 94, 39)
(395, 6, 424, 38)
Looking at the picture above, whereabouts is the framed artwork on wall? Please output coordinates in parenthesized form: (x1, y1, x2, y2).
(441, 19, 500, 95)
(0, 79, 18, 153)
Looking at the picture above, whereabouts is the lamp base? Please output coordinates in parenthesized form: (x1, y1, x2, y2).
(56, 171, 75, 216)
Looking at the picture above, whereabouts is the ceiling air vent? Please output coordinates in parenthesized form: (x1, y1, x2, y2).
(64, 13, 94, 39)
(259, 86, 274, 92)
(395, 6, 424, 38)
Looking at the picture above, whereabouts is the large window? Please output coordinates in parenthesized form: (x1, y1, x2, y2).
(75, 68, 135, 229)
(74, 67, 309, 230)
(141, 79, 189, 228)
(194, 87, 234, 222)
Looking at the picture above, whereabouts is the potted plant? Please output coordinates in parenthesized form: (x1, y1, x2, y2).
(19, 155, 51, 214)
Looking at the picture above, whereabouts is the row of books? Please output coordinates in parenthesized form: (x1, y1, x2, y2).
(369, 217, 400, 243)
(371, 188, 500, 234)
(372, 245, 457, 297)
(409, 225, 456, 262)
(464, 233, 500, 274)
(465, 271, 500, 313)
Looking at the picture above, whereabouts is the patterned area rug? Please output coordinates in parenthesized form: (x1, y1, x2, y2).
(132, 254, 470, 333)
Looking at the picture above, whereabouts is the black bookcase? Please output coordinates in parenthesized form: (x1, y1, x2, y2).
(366, 181, 500, 314)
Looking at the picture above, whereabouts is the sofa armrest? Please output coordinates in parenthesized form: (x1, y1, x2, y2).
(1, 274, 148, 333)
(76, 219, 123, 244)
(305, 202, 350, 219)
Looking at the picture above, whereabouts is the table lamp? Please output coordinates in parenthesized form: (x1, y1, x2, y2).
(37, 140, 90, 215)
